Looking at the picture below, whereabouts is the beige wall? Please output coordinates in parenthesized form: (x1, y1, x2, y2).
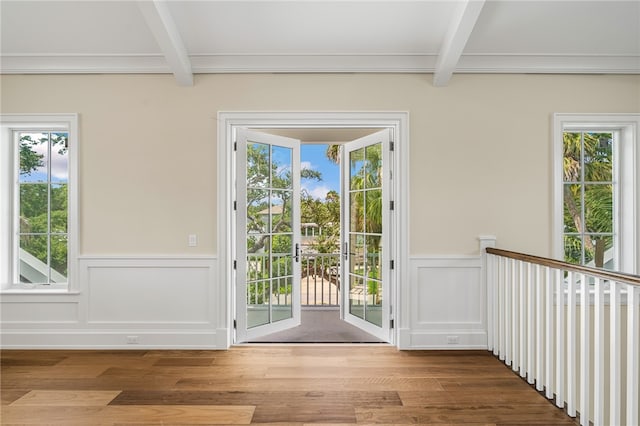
(2, 73, 638, 256)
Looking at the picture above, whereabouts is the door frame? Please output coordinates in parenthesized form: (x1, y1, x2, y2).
(217, 112, 409, 348)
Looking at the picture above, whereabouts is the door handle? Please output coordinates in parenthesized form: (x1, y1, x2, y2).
(343, 242, 349, 261)
(295, 243, 300, 262)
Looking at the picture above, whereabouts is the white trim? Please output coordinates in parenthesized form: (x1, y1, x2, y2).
(0, 114, 79, 293)
(217, 111, 409, 349)
(1, 54, 638, 76)
(552, 113, 639, 274)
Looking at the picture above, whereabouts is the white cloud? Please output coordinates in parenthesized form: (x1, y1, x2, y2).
(303, 183, 331, 200)
(301, 161, 313, 171)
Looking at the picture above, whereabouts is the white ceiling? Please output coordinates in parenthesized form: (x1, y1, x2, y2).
(1, 0, 638, 86)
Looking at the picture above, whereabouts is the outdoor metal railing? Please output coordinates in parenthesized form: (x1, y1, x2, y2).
(301, 253, 340, 306)
(485, 247, 640, 426)
(245, 252, 341, 307)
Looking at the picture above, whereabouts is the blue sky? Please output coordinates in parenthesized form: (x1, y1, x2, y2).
(300, 144, 340, 200)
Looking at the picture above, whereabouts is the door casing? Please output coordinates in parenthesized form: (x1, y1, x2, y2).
(217, 112, 409, 348)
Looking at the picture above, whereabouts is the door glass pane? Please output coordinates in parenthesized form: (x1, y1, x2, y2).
(272, 276, 293, 322)
(272, 146, 292, 189)
(247, 142, 270, 187)
(271, 191, 292, 232)
(349, 275, 365, 320)
(349, 234, 364, 275)
(365, 144, 382, 188)
(247, 279, 270, 328)
(248, 189, 269, 234)
(350, 192, 363, 232)
(350, 148, 365, 190)
(365, 189, 382, 233)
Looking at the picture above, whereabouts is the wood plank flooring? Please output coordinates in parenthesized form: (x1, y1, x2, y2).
(1, 346, 577, 425)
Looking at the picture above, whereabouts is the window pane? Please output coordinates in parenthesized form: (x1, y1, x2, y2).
(50, 132, 69, 183)
(585, 184, 613, 233)
(19, 132, 48, 183)
(587, 235, 615, 269)
(51, 184, 67, 233)
(584, 132, 613, 182)
(563, 184, 582, 233)
(563, 132, 581, 182)
(19, 235, 49, 283)
(50, 234, 68, 281)
(564, 234, 583, 265)
(20, 184, 48, 233)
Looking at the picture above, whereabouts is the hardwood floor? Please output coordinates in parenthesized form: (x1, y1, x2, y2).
(1, 346, 577, 425)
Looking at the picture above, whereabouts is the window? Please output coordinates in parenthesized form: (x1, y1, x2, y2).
(1, 114, 78, 291)
(553, 114, 639, 274)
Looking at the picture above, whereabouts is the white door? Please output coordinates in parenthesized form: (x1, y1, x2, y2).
(341, 129, 392, 341)
(235, 129, 301, 342)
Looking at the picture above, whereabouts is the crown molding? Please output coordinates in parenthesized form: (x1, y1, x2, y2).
(1, 53, 638, 75)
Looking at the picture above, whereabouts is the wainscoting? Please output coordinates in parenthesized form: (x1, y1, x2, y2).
(399, 255, 488, 349)
(2, 244, 495, 349)
(0, 256, 223, 349)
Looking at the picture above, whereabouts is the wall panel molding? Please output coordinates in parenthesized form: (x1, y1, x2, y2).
(402, 255, 487, 349)
(0, 256, 222, 349)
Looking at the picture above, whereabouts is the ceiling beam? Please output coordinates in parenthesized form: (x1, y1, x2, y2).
(137, 0, 193, 86)
(433, 0, 485, 87)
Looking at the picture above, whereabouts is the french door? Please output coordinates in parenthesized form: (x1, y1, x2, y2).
(341, 129, 392, 341)
(235, 129, 301, 342)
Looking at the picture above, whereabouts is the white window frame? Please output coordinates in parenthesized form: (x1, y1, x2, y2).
(0, 114, 78, 292)
(553, 113, 639, 274)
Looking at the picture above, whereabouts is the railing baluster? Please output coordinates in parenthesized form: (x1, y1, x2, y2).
(627, 284, 639, 426)
(579, 273, 589, 426)
(519, 260, 526, 378)
(567, 271, 577, 418)
(512, 258, 518, 372)
(535, 263, 543, 391)
(610, 281, 621, 426)
(527, 261, 535, 384)
(555, 268, 565, 410)
(544, 265, 554, 400)
(505, 257, 512, 366)
(594, 277, 604, 426)
(498, 255, 505, 359)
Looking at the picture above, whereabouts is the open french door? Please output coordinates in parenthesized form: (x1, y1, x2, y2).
(341, 129, 392, 341)
(235, 129, 301, 342)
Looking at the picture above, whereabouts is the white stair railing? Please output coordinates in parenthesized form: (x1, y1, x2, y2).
(486, 248, 640, 426)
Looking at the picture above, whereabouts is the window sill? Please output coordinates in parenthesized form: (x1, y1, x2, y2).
(1, 288, 79, 295)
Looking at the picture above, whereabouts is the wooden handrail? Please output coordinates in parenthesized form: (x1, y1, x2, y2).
(486, 247, 640, 287)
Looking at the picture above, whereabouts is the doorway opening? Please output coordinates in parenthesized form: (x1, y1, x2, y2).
(218, 112, 408, 348)
(247, 138, 382, 343)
